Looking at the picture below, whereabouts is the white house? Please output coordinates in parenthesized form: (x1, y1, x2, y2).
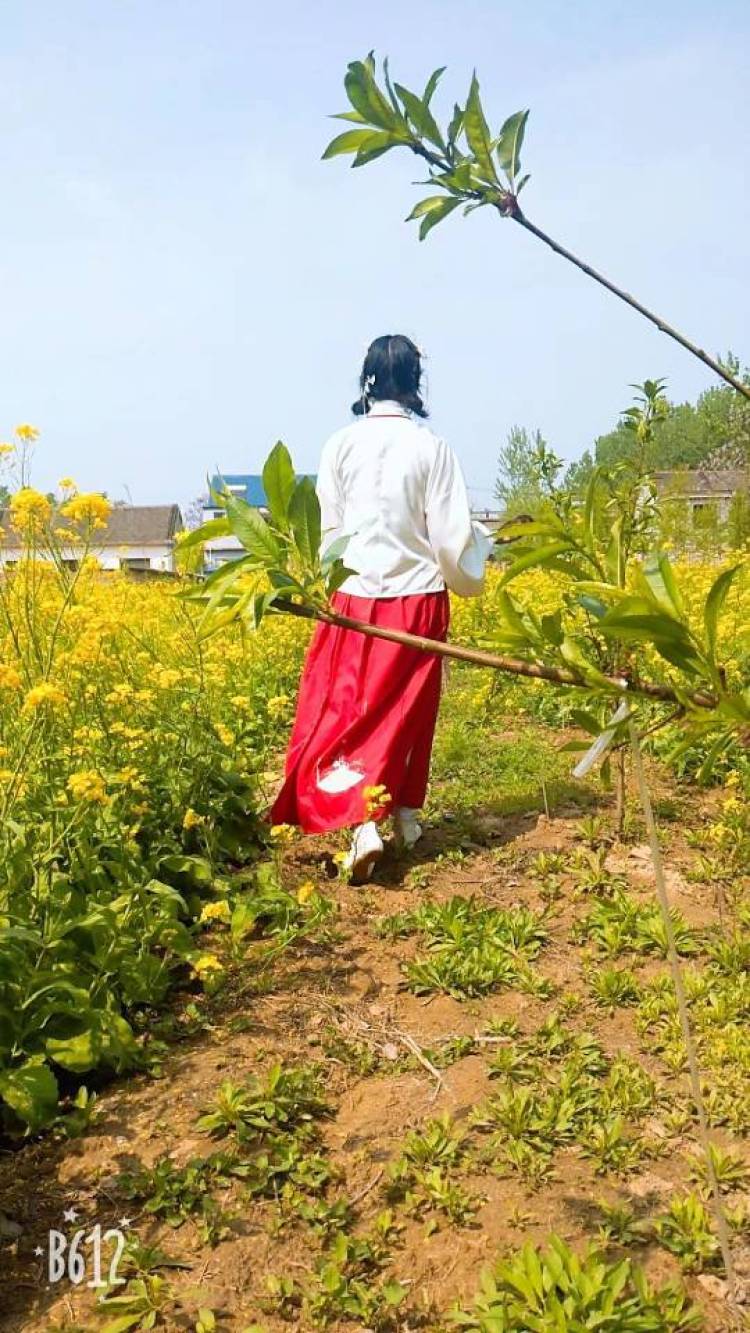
(0, 504, 184, 573)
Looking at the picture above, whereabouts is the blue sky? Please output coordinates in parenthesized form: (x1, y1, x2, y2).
(1, 0, 748, 509)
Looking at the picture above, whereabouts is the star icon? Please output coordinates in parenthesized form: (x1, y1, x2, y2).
(34, 1246, 45, 1258)
(118, 1217, 132, 1229)
(62, 1208, 78, 1224)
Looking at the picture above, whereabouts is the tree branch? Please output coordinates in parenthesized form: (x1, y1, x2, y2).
(274, 598, 717, 709)
(508, 210, 750, 401)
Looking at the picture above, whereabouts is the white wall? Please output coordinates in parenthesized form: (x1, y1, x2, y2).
(0, 542, 176, 571)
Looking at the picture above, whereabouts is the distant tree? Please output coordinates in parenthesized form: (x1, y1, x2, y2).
(563, 449, 595, 494)
(592, 356, 750, 475)
(494, 426, 552, 513)
(183, 493, 209, 531)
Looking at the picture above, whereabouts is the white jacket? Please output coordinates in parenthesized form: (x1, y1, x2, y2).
(316, 400, 492, 599)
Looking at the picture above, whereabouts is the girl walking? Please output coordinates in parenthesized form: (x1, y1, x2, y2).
(270, 334, 491, 880)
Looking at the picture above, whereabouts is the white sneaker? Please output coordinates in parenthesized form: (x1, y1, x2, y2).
(343, 821, 384, 883)
(394, 806, 423, 850)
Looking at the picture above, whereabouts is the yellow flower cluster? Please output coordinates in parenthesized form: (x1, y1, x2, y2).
(199, 900, 231, 924)
(10, 488, 51, 532)
(60, 492, 112, 530)
(67, 770, 108, 804)
(363, 783, 392, 819)
(270, 823, 294, 844)
(0, 666, 23, 691)
(15, 423, 40, 441)
(23, 682, 67, 711)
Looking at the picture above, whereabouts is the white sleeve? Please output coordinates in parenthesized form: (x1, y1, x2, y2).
(316, 436, 344, 559)
(425, 438, 490, 598)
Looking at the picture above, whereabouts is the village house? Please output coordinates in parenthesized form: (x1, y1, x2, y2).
(0, 503, 184, 573)
(653, 468, 748, 522)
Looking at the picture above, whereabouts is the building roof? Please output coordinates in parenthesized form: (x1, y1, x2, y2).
(653, 469, 748, 498)
(206, 473, 317, 508)
(0, 503, 183, 547)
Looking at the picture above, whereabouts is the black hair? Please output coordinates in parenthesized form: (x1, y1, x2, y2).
(352, 333, 428, 417)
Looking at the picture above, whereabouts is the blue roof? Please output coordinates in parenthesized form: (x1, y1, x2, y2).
(207, 473, 317, 508)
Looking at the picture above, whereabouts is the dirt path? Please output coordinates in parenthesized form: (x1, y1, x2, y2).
(1, 739, 748, 1331)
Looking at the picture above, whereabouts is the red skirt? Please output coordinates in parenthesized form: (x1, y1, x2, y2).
(269, 589, 450, 833)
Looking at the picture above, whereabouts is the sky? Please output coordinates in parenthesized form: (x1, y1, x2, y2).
(1, 0, 748, 511)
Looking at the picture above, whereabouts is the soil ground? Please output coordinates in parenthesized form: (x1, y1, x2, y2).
(1, 705, 748, 1332)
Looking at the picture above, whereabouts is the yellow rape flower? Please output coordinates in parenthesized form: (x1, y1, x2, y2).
(67, 770, 108, 804)
(215, 723, 235, 747)
(0, 442, 14, 456)
(363, 783, 392, 818)
(267, 694, 290, 719)
(60, 492, 112, 530)
(0, 666, 23, 691)
(270, 823, 294, 845)
(199, 900, 231, 924)
(23, 682, 67, 711)
(14, 423, 39, 441)
(10, 487, 51, 531)
(191, 952, 224, 974)
(58, 477, 77, 492)
(183, 808, 205, 830)
(296, 881, 316, 905)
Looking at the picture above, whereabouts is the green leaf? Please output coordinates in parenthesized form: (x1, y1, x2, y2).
(599, 609, 691, 645)
(704, 563, 744, 664)
(330, 109, 368, 123)
(220, 490, 282, 565)
(261, 442, 295, 531)
(583, 466, 602, 555)
(497, 519, 564, 540)
(577, 594, 607, 620)
(571, 709, 603, 736)
(415, 195, 462, 239)
(406, 194, 451, 220)
(382, 57, 405, 118)
(381, 1279, 408, 1307)
(697, 732, 731, 785)
(0, 1057, 59, 1130)
(247, 590, 280, 629)
(394, 82, 444, 148)
(463, 74, 498, 182)
(288, 477, 322, 569)
(500, 541, 574, 586)
(100, 1315, 146, 1333)
(176, 516, 230, 551)
(353, 130, 410, 167)
(447, 102, 464, 151)
(326, 560, 357, 594)
(642, 551, 685, 619)
(46, 1029, 98, 1073)
(423, 66, 446, 107)
(605, 518, 624, 586)
(344, 57, 397, 129)
(321, 127, 381, 159)
(496, 109, 529, 181)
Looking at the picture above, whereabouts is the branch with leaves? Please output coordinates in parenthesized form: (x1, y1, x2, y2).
(322, 54, 750, 402)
